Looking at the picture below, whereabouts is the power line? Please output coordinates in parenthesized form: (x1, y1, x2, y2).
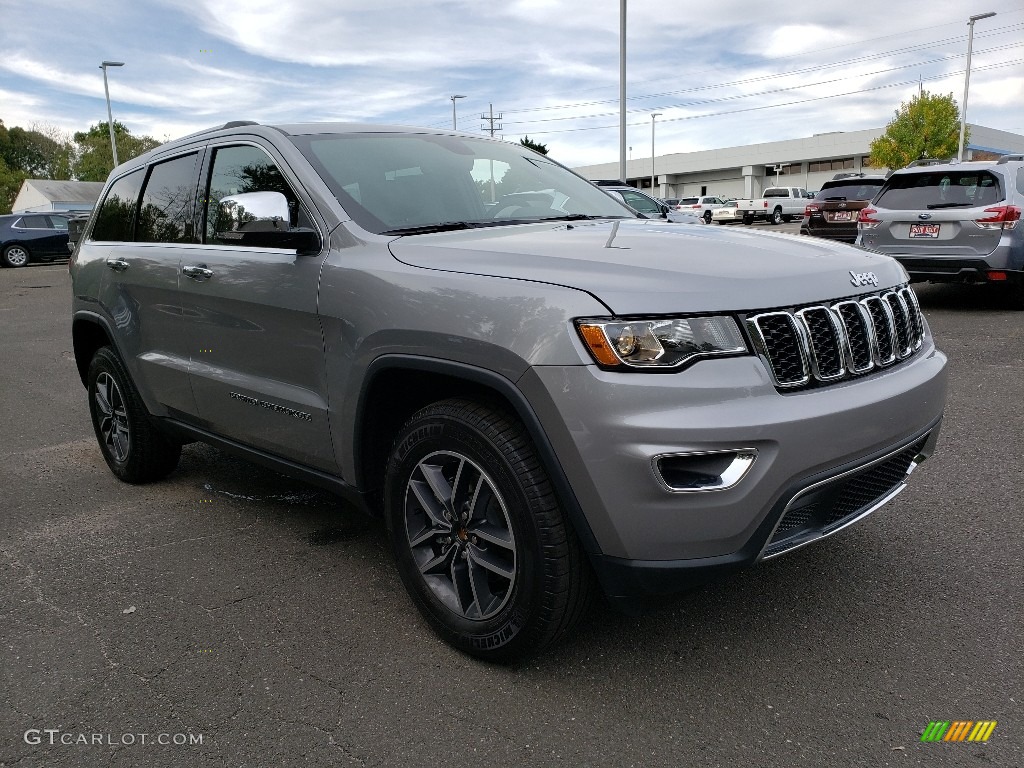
(499, 42, 1023, 127)
(520, 59, 1023, 137)
(502, 23, 1023, 116)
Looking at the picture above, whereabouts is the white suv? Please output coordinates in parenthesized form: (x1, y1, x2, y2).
(673, 196, 727, 224)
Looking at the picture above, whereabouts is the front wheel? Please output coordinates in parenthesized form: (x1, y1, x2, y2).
(87, 347, 181, 483)
(384, 398, 594, 662)
(2, 244, 30, 268)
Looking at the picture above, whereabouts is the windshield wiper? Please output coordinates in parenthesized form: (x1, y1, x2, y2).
(926, 202, 973, 209)
(380, 222, 474, 235)
(534, 214, 625, 222)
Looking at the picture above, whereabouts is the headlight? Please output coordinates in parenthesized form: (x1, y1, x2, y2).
(576, 316, 748, 370)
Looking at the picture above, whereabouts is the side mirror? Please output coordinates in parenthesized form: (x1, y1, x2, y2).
(67, 216, 89, 252)
(660, 204, 670, 218)
(216, 191, 319, 252)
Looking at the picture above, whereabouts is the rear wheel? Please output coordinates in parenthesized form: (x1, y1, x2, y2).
(87, 347, 181, 483)
(769, 208, 783, 225)
(384, 398, 594, 662)
(2, 244, 30, 268)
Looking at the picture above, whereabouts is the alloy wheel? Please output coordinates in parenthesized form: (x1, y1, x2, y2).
(403, 451, 517, 620)
(94, 372, 131, 462)
(5, 246, 29, 267)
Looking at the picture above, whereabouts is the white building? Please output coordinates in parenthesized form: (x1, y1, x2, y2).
(12, 179, 105, 214)
(574, 124, 1024, 200)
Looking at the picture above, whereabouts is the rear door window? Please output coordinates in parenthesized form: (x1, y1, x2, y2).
(876, 171, 1003, 209)
(92, 170, 145, 242)
(136, 153, 200, 243)
(18, 215, 51, 229)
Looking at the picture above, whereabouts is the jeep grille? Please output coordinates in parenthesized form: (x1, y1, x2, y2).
(747, 286, 924, 390)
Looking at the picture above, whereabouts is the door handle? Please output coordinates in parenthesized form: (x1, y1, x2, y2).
(105, 258, 130, 272)
(182, 264, 214, 280)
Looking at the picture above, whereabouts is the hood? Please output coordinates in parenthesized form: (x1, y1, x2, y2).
(388, 219, 908, 315)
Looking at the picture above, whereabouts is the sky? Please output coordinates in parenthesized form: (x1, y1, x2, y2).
(1, 0, 1022, 169)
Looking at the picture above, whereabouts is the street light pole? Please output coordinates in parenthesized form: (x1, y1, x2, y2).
(450, 94, 466, 130)
(619, 0, 627, 184)
(99, 61, 124, 167)
(958, 11, 996, 161)
(650, 113, 662, 193)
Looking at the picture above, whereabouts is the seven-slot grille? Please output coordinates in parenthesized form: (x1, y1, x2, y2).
(747, 286, 924, 389)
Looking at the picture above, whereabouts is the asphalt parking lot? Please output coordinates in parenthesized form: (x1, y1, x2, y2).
(2, 253, 1021, 767)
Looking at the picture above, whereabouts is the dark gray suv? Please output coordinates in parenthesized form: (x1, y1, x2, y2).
(857, 155, 1024, 307)
(70, 121, 948, 660)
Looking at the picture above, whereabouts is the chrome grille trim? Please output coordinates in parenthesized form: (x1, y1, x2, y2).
(747, 312, 810, 387)
(748, 285, 925, 390)
(832, 300, 875, 374)
(795, 306, 846, 380)
(861, 296, 897, 365)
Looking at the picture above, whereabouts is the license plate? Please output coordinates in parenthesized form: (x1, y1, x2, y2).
(832, 211, 853, 221)
(909, 223, 940, 238)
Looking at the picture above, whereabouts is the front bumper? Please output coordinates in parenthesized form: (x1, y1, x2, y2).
(518, 339, 948, 602)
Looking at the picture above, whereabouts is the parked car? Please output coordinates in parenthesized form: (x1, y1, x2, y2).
(736, 187, 810, 225)
(856, 155, 1024, 308)
(70, 121, 948, 661)
(672, 195, 727, 224)
(801, 174, 887, 242)
(662, 198, 681, 208)
(711, 200, 744, 224)
(597, 184, 701, 223)
(0, 213, 71, 267)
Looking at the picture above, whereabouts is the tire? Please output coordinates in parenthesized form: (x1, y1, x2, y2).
(703, 210, 712, 224)
(384, 398, 594, 662)
(86, 347, 181, 483)
(768, 208, 783, 225)
(2, 244, 30, 268)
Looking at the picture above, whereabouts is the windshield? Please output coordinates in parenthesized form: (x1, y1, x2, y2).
(290, 132, 634, 234)
(876, 170, 1004, 209)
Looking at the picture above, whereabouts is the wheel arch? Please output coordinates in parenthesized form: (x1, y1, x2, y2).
(353, 355, 601, 554)
(72, 313, 116, 387)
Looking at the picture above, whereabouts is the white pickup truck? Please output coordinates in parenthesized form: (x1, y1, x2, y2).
(736, 186, 810, 225)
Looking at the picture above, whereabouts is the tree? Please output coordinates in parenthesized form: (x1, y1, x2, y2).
(72, 121, 161, 181)
(0, 158, 28, 214)
(868, 92, 964, 170)
(519, 136, 549, 155)
(0, 120, 74, 181)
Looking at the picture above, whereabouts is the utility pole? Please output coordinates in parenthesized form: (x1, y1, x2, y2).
(480, 103, 502, 203)
(480, 103, 502, 137)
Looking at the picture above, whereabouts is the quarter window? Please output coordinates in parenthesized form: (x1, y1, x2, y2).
(136, 153, 199, 243)
(92, 170, 145, 242)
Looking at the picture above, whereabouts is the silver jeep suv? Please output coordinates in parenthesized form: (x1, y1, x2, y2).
(70, 122, 948, 661)
(857, 155, 1024, 307)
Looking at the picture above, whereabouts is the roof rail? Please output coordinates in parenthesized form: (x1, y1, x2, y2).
(903, 157, 956, 169)
(223, 120, 260, 129)
(831, 172, 867, 180)
(996, 154, 1024, 164)
(592, 179, 629, 187)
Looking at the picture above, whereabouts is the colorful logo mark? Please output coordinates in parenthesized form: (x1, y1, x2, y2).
(921, 721, 997, 743)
